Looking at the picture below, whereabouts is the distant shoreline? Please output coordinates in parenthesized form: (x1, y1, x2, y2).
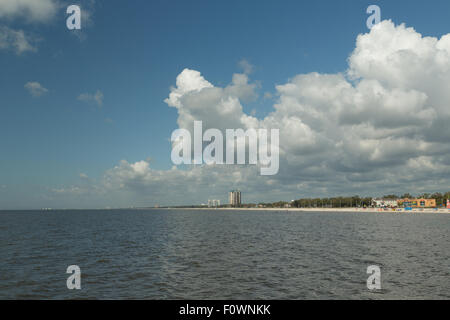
(157, 207, 450, 214)
(1, 207, 449, 214)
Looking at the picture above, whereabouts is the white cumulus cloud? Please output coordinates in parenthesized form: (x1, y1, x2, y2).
(24, 81, 48, 97)
(54, 20, 450, 206)
(0, 26, 37, 54)
(78, 90, 104, 107)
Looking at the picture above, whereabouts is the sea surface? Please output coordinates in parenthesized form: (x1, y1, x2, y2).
(0, 209, 449, 299)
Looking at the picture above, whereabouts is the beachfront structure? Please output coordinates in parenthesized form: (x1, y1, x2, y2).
(229, 190, 241, 207)
(208, 199, 220, 208)
(372, 198, 398, 208)
(398, 198, 436, 208)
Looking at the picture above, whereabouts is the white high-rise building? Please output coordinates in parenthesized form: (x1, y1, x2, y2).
(229, 190, 241, 207)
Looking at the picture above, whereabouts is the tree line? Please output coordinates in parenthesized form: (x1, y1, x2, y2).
(291, 196, 373, 208)
(257, 191, 450, 208)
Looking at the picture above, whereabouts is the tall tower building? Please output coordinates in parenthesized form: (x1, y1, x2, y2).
(229, 190, 241, 207)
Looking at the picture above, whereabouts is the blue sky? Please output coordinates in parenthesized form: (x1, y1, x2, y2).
(1, 0, 450, 209)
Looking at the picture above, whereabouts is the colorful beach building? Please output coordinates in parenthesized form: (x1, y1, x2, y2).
(398, 198, 436, 208)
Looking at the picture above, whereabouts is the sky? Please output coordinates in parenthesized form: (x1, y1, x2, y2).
(1, 0, 450, 209)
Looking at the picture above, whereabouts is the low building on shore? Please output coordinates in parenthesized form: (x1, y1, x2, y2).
(208, 199, 220, 208)
(398, 198, 436, 208)
(372, 198, 398, 208)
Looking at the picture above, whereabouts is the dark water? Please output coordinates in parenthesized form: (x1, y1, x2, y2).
(0, 209, 449, 299)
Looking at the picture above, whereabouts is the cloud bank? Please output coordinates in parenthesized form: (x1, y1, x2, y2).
(0, 0, 60, 55)
(0, 0, 59, 23)
(56, 21, 450, 206)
